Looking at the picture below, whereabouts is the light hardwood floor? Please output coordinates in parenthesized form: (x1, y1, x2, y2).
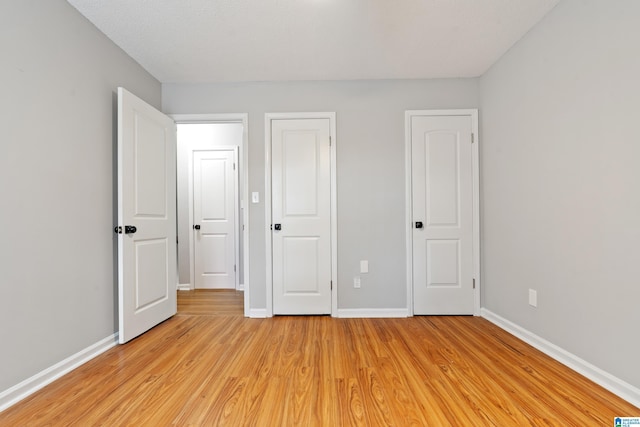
(1, 290, 637, 426)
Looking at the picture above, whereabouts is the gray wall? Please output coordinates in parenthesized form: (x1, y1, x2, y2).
(480, 0, 640, 389)
(163, 80, 479, 311)
(0, 1, 160, 392)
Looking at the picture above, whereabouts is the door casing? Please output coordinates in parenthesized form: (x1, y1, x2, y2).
(264, 112, 337, 318)
(405, 109, 481, 316)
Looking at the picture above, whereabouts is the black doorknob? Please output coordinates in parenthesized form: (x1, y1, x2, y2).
(274, 224, 281, 231)
(415, 221, 423, 229)
(124, 225, 137, 234)
(194, 224, 201, 230)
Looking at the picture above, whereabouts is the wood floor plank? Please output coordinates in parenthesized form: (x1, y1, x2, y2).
(375, 356, 431, 426)
(1, 290, 638, 426)
(336, 377, 369, 426)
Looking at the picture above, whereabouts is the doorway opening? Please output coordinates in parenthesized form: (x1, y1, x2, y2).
(173, 114, 250, 317)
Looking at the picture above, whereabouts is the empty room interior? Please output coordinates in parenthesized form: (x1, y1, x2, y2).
(1, 0, 639, 425)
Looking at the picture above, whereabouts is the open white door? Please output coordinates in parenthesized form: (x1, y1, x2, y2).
(117, 87, 177, 344)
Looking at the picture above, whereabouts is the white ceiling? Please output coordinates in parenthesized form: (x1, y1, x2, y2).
(67, 0, 559, 84)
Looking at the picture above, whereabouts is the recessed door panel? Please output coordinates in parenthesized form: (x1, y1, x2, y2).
(282, 237, 320, 294)
(201, 234, 228, 274)
(134, 115, 167, 218)
(200, 158, 228, 220)
(135, 239, 169, 311)
(283, 132, 318, 216)
(425, 132, 459, 227)
(426, 240, 459, 288)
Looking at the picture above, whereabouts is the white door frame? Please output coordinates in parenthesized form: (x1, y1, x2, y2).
(265, 112, 337, 317)
(405, 109, 481, 316)
(172, 113, 250, 317)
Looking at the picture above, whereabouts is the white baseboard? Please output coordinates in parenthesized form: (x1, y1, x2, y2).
(177, 283, 192, 291)
(247, 308, 409, 318)
(249, 308, 268, 318)
(0, 333, 119, 412)
(336, 308, 409, 318)
(248, 308, 409, 318)
(481, 308, 640, 408)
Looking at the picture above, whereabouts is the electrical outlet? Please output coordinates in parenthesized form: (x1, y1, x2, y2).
(360, 260, 369, 273)
(529, 289, 537, 307)
(354, 276, 361, 288)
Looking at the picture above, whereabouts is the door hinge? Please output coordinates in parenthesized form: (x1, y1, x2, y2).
(234, 265, 236, 272)
(329, 136, 332, 146)
(473, 278, 476, 289)
(233, 163, 236, 170)
(471, 133, 475, 143)
(330, 280, 333, 290)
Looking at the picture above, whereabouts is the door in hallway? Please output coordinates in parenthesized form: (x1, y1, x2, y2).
(193, 148, 238, 289)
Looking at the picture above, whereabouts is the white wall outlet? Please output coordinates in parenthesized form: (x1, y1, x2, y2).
(529, 289, 537, 307)
(251, 192, 259, 203)
(354, 276, 361, 288)
(360, 260, 369, 273)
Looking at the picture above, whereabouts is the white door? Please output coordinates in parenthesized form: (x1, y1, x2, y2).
(193, 149, 238, 289)
(411, 113, 475, 315)
(271, 118, 332, 314)
(117, 87, 177, 344)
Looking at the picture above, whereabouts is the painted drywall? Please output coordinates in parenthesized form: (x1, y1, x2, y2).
(176, 123, 244, 286)
(480, 0, 640, 389)
(0, 1, 160, 393)
(163, 80, 479, 311)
